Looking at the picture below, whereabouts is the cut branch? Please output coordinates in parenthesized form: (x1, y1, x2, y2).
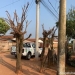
(25, 20, 32, 32)
(25, 34, 32, 40)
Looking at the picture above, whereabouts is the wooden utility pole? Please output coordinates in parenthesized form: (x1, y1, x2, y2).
(58, 0, 66, 75)
(35, 0, 40, 58)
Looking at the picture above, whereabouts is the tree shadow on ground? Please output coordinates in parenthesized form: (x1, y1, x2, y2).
(0, 57, 49, 75)
(0, 57, 16, 72)
(22, 59, 57, 75)
(4, 54, 16, 60)
(4, 54, 35, 60)
(2, 53, 57, 75)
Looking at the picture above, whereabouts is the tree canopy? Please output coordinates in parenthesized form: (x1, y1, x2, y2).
(0, 18, 10, 34)
(56, 7, 75, 40)
(66, 7, 75, 39)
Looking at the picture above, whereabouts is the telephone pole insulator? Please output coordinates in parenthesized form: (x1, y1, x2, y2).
(35, 0, 40, 4)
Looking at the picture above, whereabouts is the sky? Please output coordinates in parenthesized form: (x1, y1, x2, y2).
(0, 0, 75, 38)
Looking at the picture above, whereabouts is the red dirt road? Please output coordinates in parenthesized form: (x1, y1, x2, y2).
(0, 52, 57, 75)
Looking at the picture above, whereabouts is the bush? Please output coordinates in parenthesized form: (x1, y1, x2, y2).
(68, 59, 75, 67)
(66, 49, 72, 62)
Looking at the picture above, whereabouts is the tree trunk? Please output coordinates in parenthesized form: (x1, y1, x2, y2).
(58, 0, 66, 75)
(16, 35, 23, 74)
(40, 37, 46, 72)
(16, 53, 22, 73)
(48, 48, 52, 67)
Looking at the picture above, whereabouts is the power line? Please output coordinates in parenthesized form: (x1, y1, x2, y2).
(48, 0, 58, 15)
(27, 0, 34, 14)
(41, 0, 58, 20)
(41, 0, 58, 19)
(0, 0, 21, 9)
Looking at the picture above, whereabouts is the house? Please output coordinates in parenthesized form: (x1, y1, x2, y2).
(12, 38, 43, 48)
(41, 37, 58, 55)
(24, 38, 58, 49)
(0, 35, 58, 53)
(0, 35, 14, 52)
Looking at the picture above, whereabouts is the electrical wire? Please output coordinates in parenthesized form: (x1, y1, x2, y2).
(41, 0, 58, 20)
(0, 0, 21, 9)
(41, 0, 58, 19)
(48, 0, 58, 15)
(26, 0, 34, 14)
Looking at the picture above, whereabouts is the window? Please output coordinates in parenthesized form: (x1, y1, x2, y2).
(27, 43, 31, 47)
(32, 43, 36, 48)
(23, 43, 27, 47)
(23, 43, 31, 47)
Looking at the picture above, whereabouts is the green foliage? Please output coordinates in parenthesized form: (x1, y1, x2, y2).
(56, 7, 75, 39)
(66, 49, 75, 67)
(66, 7, 75, 39)
(67, 7, 75, 21)
(0, 18, 10, 34)
(66, 49, 72, 61)
(68, 59, 75, 67)
(68, 43, 73, 47)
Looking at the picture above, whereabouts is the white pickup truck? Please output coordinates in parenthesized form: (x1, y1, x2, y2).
(11, 42, 42, 59)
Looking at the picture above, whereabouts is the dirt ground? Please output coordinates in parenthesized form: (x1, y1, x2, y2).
(0, 52, 75, 75)
(0, 52, 57, 75)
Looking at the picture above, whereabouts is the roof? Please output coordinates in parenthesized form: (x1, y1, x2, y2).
(27, 38, 35, 42)
(53, 39, 58, 43)
(12, 38, 43, 43)
(0, 35, 14, 40)
(26, 38, 43, 43)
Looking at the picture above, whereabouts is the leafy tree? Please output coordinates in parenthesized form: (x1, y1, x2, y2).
(0, 18, 10, 34)
(56, 7, 75, 40)
(66, 7, 75, 39)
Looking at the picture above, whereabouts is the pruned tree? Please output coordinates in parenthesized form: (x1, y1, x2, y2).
(47, 27, 57, 66)
(40, 24, 57, 72)
(6, 3, 31, 74)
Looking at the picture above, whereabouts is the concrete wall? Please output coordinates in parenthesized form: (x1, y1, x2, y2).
(0, 40, 13, 52)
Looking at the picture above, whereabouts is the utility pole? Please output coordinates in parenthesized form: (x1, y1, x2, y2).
(35, 0, 40, 58)
(58, 0, 66, 75)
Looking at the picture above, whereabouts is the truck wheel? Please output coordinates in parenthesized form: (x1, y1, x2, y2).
(15, 55, 17, 58)
(27, 53, 31, 60)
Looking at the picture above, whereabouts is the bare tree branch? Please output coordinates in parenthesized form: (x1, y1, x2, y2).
(6, 4, 30, 38)
(25, 2, 29, 13)
(24, 34, 32, 40)
(42, 24, 44, 32)
(4, 18, 11, 26)
(47, 26, 55, 36)
(6, 11, 11, 20)
(6, 11, 15, 29)
(14, 10, 19, 25)
(21, 3, 29, 25)
(25, 20, 32, 32)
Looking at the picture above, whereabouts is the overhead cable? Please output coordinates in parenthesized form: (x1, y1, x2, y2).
(41, 0, 58, 19)
(0, 0, 21, 9)
(27, 0, 34, 14)
(48, 0, 58, 15)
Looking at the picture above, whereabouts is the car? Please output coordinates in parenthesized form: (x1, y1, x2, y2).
(11, 42, 42, 60)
